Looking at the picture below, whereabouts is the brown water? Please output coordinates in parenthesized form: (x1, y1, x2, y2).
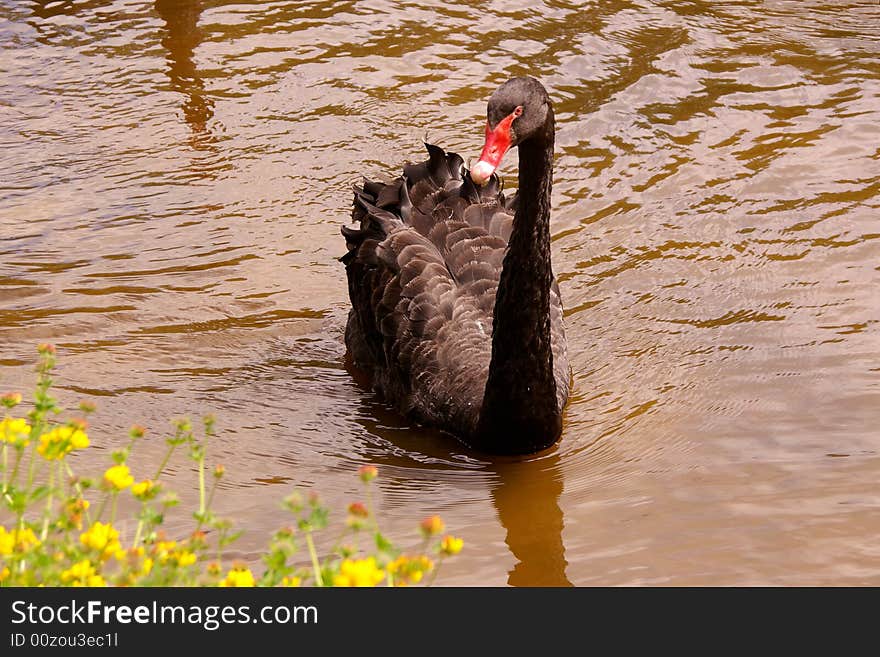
(1, 0, 879, 585)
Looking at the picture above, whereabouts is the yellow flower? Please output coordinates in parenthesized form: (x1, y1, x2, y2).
(79, 522, 121, 560)
(420, 515, 445, 537)
(219, 566, 255, 587)
(103, 464, 134, 490)
(440, 535, 464, 556)
(0, 525, 40, 555)
(16, 528, 39, 553)
(0, 566, 9, 582)
(37, 425, 89, 460)
(115, 547, 154, 578)
(73, 576, 106, 587)
(173, 550, 197, 567)
(115, 545, 144, 561)
(387, 554, 433, 585)
(131, 479, 157, 500)
(61, 559, 105, 586)
(151, 540, 178, 563)
(333, 557, 385, 587)
(387, 556, 404, 575)
(0, 417, 31, 447)
(62, 498, 89, 529)
(281, 576, 301, 587)
(61, 559, 94, 581)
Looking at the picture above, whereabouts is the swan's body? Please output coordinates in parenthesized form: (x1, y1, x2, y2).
(341, 77, 569, 454)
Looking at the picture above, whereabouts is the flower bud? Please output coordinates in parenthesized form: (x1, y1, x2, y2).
(1, 392, 22, 409)
(420, 515, 445, 537)
(358, 465, 378, 483)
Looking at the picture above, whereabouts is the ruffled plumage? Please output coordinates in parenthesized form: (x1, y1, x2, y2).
(341, 142, 568, 441)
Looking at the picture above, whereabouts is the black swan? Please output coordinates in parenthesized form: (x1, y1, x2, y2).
(341, 77, 569, 455)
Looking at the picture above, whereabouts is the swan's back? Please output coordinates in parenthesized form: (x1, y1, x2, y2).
(341, 143, 567, 438)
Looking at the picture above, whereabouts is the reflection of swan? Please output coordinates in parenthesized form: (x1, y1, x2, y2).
(490, 454, 571, 586)
(345, 348, 570, 586)
(154, 0, 214, 135)
(342, 77, 569, 455)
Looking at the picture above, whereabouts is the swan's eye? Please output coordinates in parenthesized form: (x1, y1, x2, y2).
(513, 106, 523, 118)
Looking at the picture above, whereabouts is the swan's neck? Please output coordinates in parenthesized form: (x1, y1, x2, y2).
(476, 121, 561, 454)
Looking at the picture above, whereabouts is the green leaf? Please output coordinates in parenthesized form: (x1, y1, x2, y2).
(6, 488, 29, 513)
(263, 549, 287, 570)
(28, 485, 51, 503)
(161, 493, 179, 508)
(374, 531, 394, 553)
(193, 510, 214, 524)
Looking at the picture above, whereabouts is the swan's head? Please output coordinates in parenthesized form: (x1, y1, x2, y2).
(470, 77, 551, 186)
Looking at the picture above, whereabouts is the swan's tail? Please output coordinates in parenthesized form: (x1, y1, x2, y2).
(340, 142, 503, 265)
(340, 178, 406, 265)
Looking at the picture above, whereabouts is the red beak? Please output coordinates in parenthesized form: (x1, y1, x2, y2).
(470, 111, 518, 186)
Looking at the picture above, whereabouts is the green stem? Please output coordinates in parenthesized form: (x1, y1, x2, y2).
(8, 448, 23, 489)
(365, 486, 379, 534)
(133, 510, 144, 548)
(196, 477, 219, 532)
(198, 456, 205, 517)
(305, 532, 323, 586)
(153, 444, 177, 481)
(216, 528, 225, 564)
(39, 460, 56, 541)
(25, 442, 37, 491)
(94, 492, 109, 522)
(63, 462, 91, 527)
(427, 556, 444, 587)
